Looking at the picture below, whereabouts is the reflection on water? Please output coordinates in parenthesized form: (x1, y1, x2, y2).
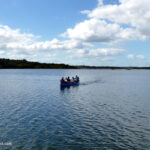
(0, 69, 150, 150)
(60, 84, 79, 91)
(80, 79, 104, 86)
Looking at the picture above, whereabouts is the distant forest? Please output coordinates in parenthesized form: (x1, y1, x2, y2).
(0, 58, 77, 69)
(0, 58, 150, 69)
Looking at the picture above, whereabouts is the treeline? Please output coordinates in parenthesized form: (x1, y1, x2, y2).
(0, 58, 150, 69)
(78, 65, 150, 69)
(0, 58, 77, 69)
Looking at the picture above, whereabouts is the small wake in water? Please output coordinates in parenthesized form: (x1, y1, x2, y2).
(80, 79, 104, 86)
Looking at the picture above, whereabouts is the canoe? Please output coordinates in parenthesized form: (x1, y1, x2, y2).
(60, 80, 79, 87)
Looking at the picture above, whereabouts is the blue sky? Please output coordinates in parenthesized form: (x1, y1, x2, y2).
(0, 0, 150, 66)
(0, 0, 96, 39)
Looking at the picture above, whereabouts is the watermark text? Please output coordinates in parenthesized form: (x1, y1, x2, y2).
(0, 142, 12, 146)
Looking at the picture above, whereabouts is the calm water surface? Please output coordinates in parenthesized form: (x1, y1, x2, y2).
(0, 69, 150, 150)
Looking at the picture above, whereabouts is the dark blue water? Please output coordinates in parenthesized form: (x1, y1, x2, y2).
(0, 69, 150, 150)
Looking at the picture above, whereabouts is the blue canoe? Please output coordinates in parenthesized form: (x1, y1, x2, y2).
(60, 80, 79, 87)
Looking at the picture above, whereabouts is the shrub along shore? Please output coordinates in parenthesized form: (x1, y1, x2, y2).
(0, 58, 150, 69)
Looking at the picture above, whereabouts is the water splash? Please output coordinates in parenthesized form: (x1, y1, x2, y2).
(80, 79, 104, 86)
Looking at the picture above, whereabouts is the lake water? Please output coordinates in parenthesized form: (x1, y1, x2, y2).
(0, 69, 150, 150)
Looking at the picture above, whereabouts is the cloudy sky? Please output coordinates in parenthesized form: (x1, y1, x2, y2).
(0, 0, 150, 66)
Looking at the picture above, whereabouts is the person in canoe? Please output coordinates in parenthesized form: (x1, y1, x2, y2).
(66, 76, 71, 83)
(60, 77, 66, 83)
(60, 76, 79, 84)
(72, 77, 75, 82)
(75, 75, 79, 82)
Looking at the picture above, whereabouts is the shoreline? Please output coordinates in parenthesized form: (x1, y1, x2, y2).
(0, 58, 150, 69)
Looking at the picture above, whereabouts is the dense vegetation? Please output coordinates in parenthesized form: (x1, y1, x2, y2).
(0, 58, 77, 69)
(0, 58, 150, 69)
(78, 65, 150, 69)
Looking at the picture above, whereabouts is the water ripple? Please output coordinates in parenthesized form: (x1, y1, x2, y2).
(0, 69, 150, 150)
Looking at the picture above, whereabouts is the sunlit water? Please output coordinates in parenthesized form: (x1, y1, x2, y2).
(0, 69, 150, 150)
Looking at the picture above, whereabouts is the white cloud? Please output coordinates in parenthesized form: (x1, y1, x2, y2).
(62, 0, 150, 44)
(0, 0, 149, 65)
(80, 10, 91, 15)
(0, 25, 92, 58)
(86, 0, 150, 40)
(127, 54, 134, 59)
(98, 0, 103, 6)
(0, 51, 5, 55)
(0, 24, 127, 63)
(0, 25, 35, 44)
(30, 39, 91, 51)
(61, 18, 135, 43)
(69, 48, 125, 59)
(127, 54, 145, 60)
(136, 55, 145, 59)
(88, 48, 125, 57)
